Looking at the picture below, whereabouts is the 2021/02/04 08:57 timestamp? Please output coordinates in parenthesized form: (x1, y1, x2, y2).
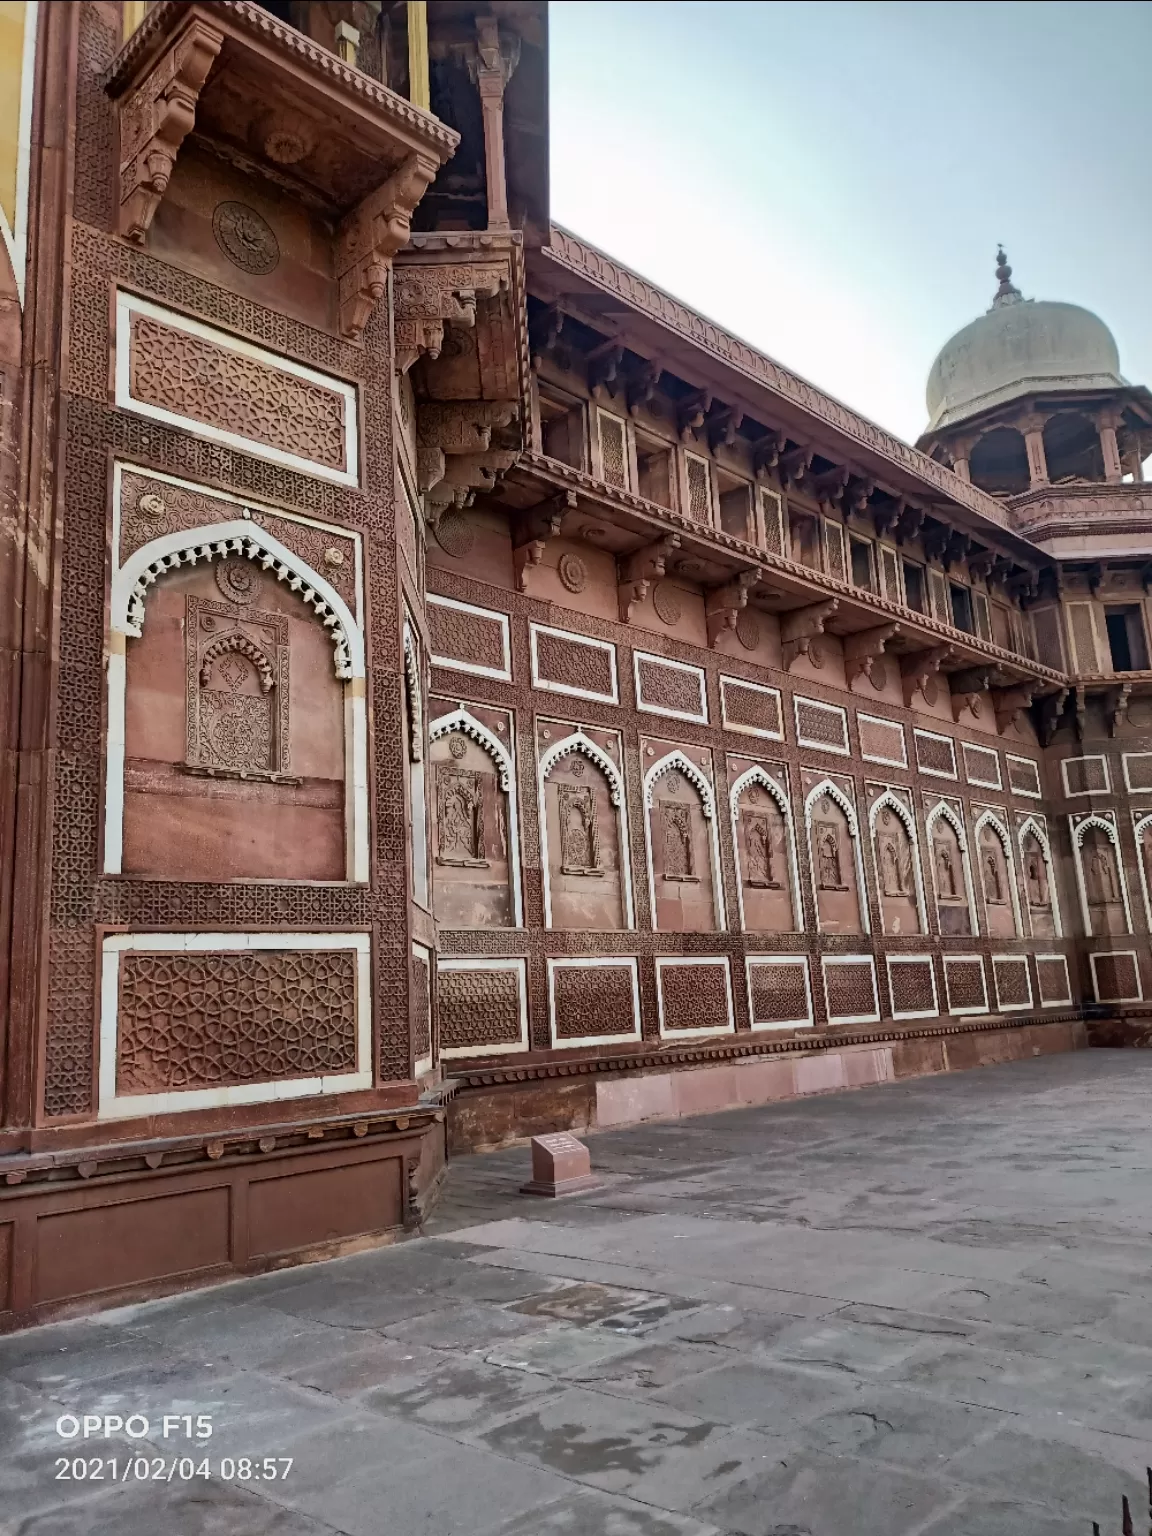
(55, 1457, 294, 1483)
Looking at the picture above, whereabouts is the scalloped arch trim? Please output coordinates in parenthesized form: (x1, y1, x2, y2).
(430, 707, 513, 791)
(540, 731, 623, 807)
(644, 750, 715, 819)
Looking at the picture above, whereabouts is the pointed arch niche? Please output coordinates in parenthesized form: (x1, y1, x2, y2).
(804, 779, 869, 935)
(1071, 814, 1130, 936)
(1019, 817, 1061, 938)
(539, 730, 633, 931)
(730, 766, 802, 933)
(869, 791, 925, 936)
(974, 811, 1022, 939)
(429, 706, 523, 929)
(643, 750, 725, 932)
(106, 517, 368, 883)
(926, 803, 978, 937)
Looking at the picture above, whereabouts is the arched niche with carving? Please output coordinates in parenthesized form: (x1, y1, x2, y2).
(643, 751, 724, 933)
(539, 731, 632, 931)
(1019, 818, 1060, 938)
(870, 793, 924, 936)
(804, 780, 868, 936)
(730, 767, 801, 933)
(429, 707, 521, 930)
(975, 812, 1021, 939)
(1135, 813, 1152, 931)
(109, 523, 366, 883)
(926, 803, 977, 937)
(1072, 815, 1130, 936)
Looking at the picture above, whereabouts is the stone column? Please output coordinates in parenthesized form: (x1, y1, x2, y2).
(1098, 411, 1124, 483)
(950, 434, 975, 482)
(1020, 416, 1049, 486)
(473, 16, 516, 231)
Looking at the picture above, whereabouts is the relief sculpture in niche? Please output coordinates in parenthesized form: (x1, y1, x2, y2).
(1022, 832, 1055, 937)
(430, 729, 512, 928)
(545, 751, 624, 930)
(123, 553, 347, 883)
(649, 767, 716, 933)
(979, 825, 1016, 937)
(811, 797, 862, 935)
(737, 782, 794, 933)
(875, 806, 920, 935)
(1081, 826, 1126, 934)
(932, 819, 971, 936)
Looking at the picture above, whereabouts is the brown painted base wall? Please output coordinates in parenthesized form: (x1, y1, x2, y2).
(0, 1117, 446, 1333)
(448, 1017, 1089, 1153)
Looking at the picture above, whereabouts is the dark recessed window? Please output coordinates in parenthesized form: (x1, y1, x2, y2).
(902, 561, 925, 613)
(1105, 605, 1149, 671)
(850, 537, 874, 591)
(950, 582, 974, 633)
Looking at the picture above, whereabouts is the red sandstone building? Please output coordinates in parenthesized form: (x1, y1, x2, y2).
(0, 0, 1148, 1327)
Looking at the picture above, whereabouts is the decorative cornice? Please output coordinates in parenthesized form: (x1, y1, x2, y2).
(542, 226, 1013, 532)
(447, 1010, 1085, 1090)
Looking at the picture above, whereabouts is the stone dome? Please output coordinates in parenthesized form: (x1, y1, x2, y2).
(925, 251, 1124, 433)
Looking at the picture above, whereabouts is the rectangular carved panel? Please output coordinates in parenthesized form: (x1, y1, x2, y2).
(116, 950, 358, 1095)
(411, 948, 431, 1064)
(747, 958, 811, 1028)
(962, 742, 1001, 789)
(428, 595, 510, 678)
(1123, 753, 1152, 793)
(858, 713, 906, 768)
(1005, 755, 1041, 799)
(531, 625, 617, 703)
(795, 697, 849, 754)
(944, 956, 988, 1014)
(439, 962, 526, 1055)
(1067, 602, 1100, 673)
(549, 960, 639, 1045)
(992, 956, 1032, 1010)
(118, 295, 356, 482)
(248, 1159, 402, 1260)
(914, 730, 957, 778)
(1031, 606, 1066, 671)
(721, 677, 782, 739)
(887, 957, 937, 1018)
(185, 596, 291, 780)
(1036, 954, 1072, 1006)
(1090, 951, 1142, 1003)
(657, 959, 733, 1037)
(823, 958, 879, 1023)
(1062, 755, 1109, 796)
(634, 653, 707, 722)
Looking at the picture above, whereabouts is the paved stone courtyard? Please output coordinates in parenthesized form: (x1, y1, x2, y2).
(2, 1051, 1151, 1536)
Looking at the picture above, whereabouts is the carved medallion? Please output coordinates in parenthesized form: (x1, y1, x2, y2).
(215, 559, 259, 605)
(807, 636, 827, 669)
(736, 610, 760, 651)
(212, 202, 280, 275)
(569, 757, 586, 777)
(651, 581, 682, 626)
(448, 733, 468, 760)
(435, 511, 475, 560)
(557, 552, 588, 594)
(920, 677, 939, 707)
(869, 658, 889, 691)
(323, 547, 345, 569)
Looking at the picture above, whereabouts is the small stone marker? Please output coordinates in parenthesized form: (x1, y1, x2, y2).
(520, 1132, 599, 1197)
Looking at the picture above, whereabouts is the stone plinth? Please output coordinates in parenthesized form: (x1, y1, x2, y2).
(520, 1132, 599, 1196)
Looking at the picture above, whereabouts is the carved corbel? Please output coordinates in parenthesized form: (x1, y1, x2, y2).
(942, 530, 970, 572)
(895, 503, 925, 546)
(705, 570, 759, 647)
(947, 666, 993, 721)
(1074, 684, 1087, 742)
(989, 557, 1014, 587)
(967, 548, 995, 579)
(336, 151, 441, 340)
(617, 534, 680, 623)
(417, 400, 520, 522)
(1034, 687, 1068, 747)
(116, 18, 224, 241)
(778, 444, 814, 489)
(676, 389, 712, 443)
(1107, 682, 1133, 737)
(588, 340, 625, 397)
(810, 465, 849, 511)
(512, 490, 577, 594)
(1007, 569, 1040, 604)
(780, 599, 838, 671)
(752, 431, 786, 476)
(921, 522, 949, 563)
(871, 496, 900, 540)
(900, 645, 955, 706)
(846, 477, 876, 517)
(627, 359, 662, 417)
(707, 405, 744, 453)
(529, 303, 565, 370)
(992, 685, 1034, 735)
(393, 261, 506, 374)
(843, 623, 899, 687)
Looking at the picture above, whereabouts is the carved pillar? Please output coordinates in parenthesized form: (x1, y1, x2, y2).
(1021, 420, 1049, 487)
(949, 434, 975, 482)
(472, 16, 517, 231)
(1098, 411, 1123, 483)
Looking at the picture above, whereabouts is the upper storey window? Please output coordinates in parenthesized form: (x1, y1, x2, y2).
(1105, 606, 1149, 672)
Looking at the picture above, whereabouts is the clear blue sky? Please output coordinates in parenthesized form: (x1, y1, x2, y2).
(549, 1, 1152, 445)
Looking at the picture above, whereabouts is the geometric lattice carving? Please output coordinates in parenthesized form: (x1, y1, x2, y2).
(747, 958, 811, 1028)
(944, 956, 988, 1014)
(795, 697, 848, 753)
(962, 742, 1001, 788)
(551, 962, 637, 1041)
(428, 596, 509, 676)
(1090, 951, 1141, 1004)
(129, 315, 349, 472)
(1005, 756, 1041, 798)
(1036, 954, 1072, 1006)
(116, 950, 358, 1094)
(720, 677, 782, 738)
(439, 966, 523, 1052)
(888, 957, 937, 1018)
(635, 654, 707, 720)
(1123, 754, 1152, 793)
(1063, 756, 1109, 796)
(658, 961, 731, 1035)
(858, 713, 906, 767)
(532, 627, 616, 702)
(992, 955, 1032, 1010)
(914, 729, 957, 778)
(823, 958, 879, 1023)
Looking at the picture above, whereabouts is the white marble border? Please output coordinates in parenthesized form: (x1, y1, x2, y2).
(633, 651, 708, 724)
(1, 0, 37, 306)
(857, 712, 907, 769)
(1035, 952, 1072, 1007)
(538, 729, 634, 930)
(961, 742, 1002, 790)
(720, 676, 784, 741)
(428, 594, 512, 680)
(1061, 754, 1110, 797)
(943, 954, 989, 1016)
(730, 764, 804, 935)
(794, 696, 849, 756)
(821, 954, 880, 1026)
(1004, 754, 1042, 800)
(437, 957, 529, 1060)
(1089, 949, 1143, 1004)
(547, 957, 642, 1049)
(655, 956, 735, 1040)
(991, 954, 1033, 1012)
(745, 955, 813, 1031)
(913, 728, 958, 780)
(886, 954, 939, 1020)
(412, 940, 433, 1078)
(530, 623, 618, 704)
(114, 292, 359, 485)
(98, 931, 372, 1120)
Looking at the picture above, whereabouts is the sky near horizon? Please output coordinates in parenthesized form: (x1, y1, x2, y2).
(548, 0, 1152, 447)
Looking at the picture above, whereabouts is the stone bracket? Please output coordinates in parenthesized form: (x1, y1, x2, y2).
(947, 665, 994, 722)
(780, 599, 838, 671)
(336, 152, 442, 341)
(512, 490, 577, 594)
(1107, 682, 1133, 738)
(900, 644, 955, 706)
(992, 684, 1035, 735)
(705, 570, 759, 647)
(115, 16, 224, 242)
(1034, 687, 1068, 747)
(844, 623, 899, 687)
(618, 534, 680, 624)
(394, 258, 509, 374)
